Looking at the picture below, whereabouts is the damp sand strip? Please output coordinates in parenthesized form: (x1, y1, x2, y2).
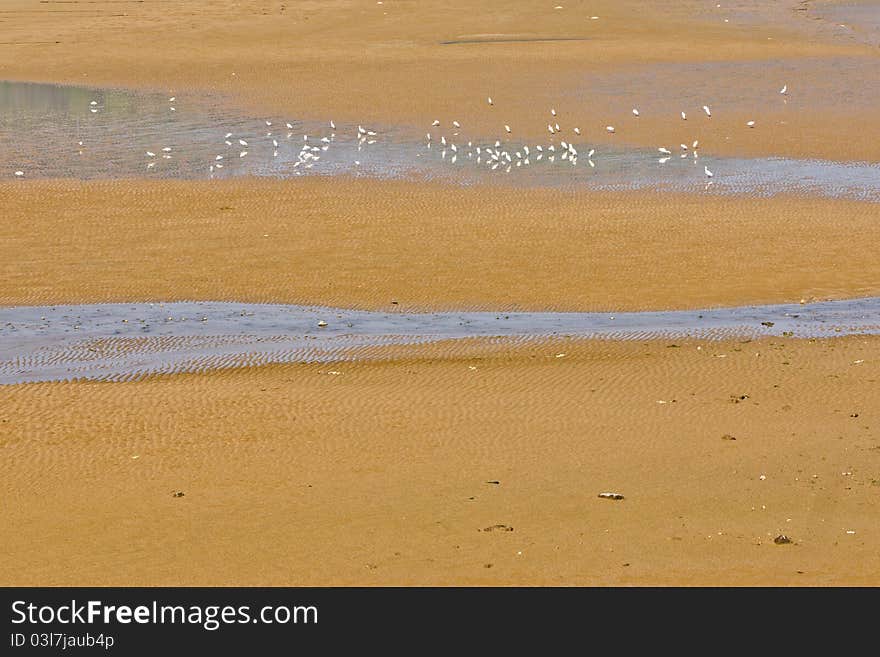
(1, 298, 879, 383)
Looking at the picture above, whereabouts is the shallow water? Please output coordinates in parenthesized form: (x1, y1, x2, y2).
(2, 81, 880, 200)
(815, 1, 880, 46)
(1, 298, 879, 384)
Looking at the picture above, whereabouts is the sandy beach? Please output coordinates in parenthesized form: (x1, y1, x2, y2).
(1, 0, 879, 586)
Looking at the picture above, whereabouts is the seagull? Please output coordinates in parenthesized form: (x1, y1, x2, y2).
(681, 111, 687, 120)
(747, 120, 756, 127)
(286, 123, 294, 129)
(239, 139, 248, 146)
(14, 171, 24, 177)
(780, 84, 787, 94)
(265, 120, 272, 126)
(551, 108, 557, 116)
(573, 127, 581, 135)
(548, 124, 555, 135)
(169, 97, 176, 102)
(487, 97, 493, 105)
(704, 165, 713, 177)
(504, 125, 511, 133)
(162, 147, 172, 152)
(658, 157, 670, 164)
(452, 120, 461, 128)
(146, 151, 156, 157)
(225, 133, 233, 139)
(692, 140, 699, 148)
(703, 105, 712, 117)
(90, 101, 97, 106)
(658, 147, 671, 154)
(606, 126, 615, 133)
(432, 120, 440, 126)
(680, 143, 688, 151)
(330, 120, 336, 129)
(632, 108, 640, 117)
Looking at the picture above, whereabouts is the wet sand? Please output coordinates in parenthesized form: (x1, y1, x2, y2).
(2, 0, 880, 586)
(2, 337, 879, 586)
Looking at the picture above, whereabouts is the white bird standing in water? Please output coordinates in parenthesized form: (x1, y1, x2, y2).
(14, 170, 24, 177)
(330, 120, 336, 129)
(704, 165, 713, 177)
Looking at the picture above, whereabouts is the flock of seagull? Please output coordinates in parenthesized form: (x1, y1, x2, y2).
(9, 83, 789, 182)
(422, 86, 787, 179)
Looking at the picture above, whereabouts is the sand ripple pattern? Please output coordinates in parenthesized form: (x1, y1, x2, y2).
(2, 299, 880, 384)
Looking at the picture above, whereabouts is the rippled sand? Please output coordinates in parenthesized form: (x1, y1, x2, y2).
(4, 178, 880, 310)
(2, 337, 878, 586)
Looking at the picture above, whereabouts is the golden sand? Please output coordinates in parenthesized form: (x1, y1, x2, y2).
(3, 178, 880, 311)
(2, 337, 878, 586)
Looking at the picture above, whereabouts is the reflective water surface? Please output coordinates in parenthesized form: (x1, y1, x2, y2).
(2, 81, 880, 200)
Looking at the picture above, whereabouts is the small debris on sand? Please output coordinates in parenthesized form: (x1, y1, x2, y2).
(598, 492, 625, 500)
